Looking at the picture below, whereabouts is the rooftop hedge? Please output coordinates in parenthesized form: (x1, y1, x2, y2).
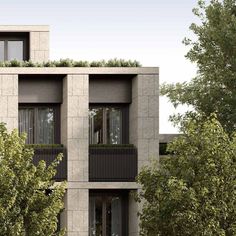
(0, 58, 141, 67)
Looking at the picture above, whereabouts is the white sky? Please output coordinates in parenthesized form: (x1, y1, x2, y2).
(0, 0, 199, 133)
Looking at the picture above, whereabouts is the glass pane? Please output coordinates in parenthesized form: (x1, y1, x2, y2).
(0, 41, 4, 61)
(19, 108, 34, 144)
(89, 108, 103, 144)
(106, 108, 122, 144)
(37, 108, 54, 144)
(7, 41, 23, 61)
(89, 197, 103, 236)
(106, 197, 122, 236)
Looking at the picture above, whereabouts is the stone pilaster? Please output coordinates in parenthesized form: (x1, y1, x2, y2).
(61, 74, 89, 236)
(0, 75, 18, 131)
(30, 31, 49, 63)
(130, 74, 159, 170)
(129, 73, 159, 236)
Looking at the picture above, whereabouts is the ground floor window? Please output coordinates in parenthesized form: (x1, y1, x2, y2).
(89, 191, 128, 236)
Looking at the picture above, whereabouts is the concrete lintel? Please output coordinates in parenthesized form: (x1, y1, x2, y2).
(0, 67, 159, 75)
(67, 182, 140, 190)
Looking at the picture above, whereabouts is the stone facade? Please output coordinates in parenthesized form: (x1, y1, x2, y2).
(130, 74, 159, 170)
(0, 25, 159, 236)
(30, 31, 49, 62)
(129, 74, 159, 236)
(0, 25, 49, 62)
(0, 74, 18, 131)
(61, 74, 89, 236)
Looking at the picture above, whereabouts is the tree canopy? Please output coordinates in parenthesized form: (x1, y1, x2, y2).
(137, 114, 236, 236)
(161, 0, 236, 134)
(0, 123, 65, 236)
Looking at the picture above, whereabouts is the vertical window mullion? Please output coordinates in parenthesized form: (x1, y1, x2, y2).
(34, 108, 38, 144)
(103, 108, 107, 144)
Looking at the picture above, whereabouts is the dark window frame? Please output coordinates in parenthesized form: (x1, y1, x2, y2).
(89, 190, 129, 236)
(19, 104, 61, 144)
(89, 104, 129, 144)
(0, 32, 29, 61)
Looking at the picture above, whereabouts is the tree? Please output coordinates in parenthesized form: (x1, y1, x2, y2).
(161, 0, 236, 134)
(137, 114, 236, 236)
(0, 123, 65, 236)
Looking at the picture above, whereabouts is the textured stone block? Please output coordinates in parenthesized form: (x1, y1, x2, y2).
(138, 95, 149, 117)
(142, 118, 155, 139)
(39, 32, 49, 50)
(7, 96, 18, 118)
(148, 96, 159, 117)
(30, 32, 40, 50)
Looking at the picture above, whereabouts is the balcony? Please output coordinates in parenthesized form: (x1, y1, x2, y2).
(31, 146, 67, 181)
(89, 145, 137, 182)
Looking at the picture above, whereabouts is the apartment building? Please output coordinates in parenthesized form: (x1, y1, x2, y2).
(0, 25, 159, 236)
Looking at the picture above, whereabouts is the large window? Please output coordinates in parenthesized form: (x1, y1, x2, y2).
(89, 191, 128, 236)
(19, 105, 60, 144)
(0, 33, 29, 61)
(89, 106, 128, 144)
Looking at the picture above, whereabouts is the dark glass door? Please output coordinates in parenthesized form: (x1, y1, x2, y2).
(89, 192, 127, 236)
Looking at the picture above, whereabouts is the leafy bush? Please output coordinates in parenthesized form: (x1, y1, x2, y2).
(0, 58, 141, 67)
(0, 123, 65, 236)
(137, 114, 236, 236)
(89, 144, 135, 148)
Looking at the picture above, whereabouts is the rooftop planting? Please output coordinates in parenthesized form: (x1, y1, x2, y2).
(0, 58, 141, 67)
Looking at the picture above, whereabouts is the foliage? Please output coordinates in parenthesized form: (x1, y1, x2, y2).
(0, 58, 141, 67)
(25, 144, 64, 149)
(161, 0, 236, 134)
(137, 114, 236, 236)
(0, 123, 66, 236)
(89, 144, 135, 148)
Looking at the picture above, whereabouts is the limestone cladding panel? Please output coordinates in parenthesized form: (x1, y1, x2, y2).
(61, 74, 89, 182)
(0, 75, 18, 131)
(130, 74, 159, 170)
(61, 189, 89, 236)
(129, 190, 140, 236)
(129, 74, 159, 235)
(30, 31, 49, 62)
(60, 74, 89, 236)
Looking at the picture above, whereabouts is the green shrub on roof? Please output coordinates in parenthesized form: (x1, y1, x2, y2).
(0, 58, 141, 67)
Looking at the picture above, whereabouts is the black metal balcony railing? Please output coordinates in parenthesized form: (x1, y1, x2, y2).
(32, 147, 67, 181)
(89, 146, 137, 182)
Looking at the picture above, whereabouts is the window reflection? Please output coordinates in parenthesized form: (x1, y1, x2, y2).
(89, 108, 103, 144)
(8, 41, 23, 61)
(89, 195, 122, 236)
(106, 108, 121, 145)
(19, 107, 55, 144)
(0, 41, 4, 61)
(89, 107, 122, 144)
(38, 108, 54, 144)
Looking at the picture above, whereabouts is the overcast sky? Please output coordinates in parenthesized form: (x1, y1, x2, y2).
(0, 0, 199, 133)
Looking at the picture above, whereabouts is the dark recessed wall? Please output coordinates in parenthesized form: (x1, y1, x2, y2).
(89, 74, 133, 103)
(19, 75, 64, 103)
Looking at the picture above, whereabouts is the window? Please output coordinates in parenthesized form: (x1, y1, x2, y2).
(0, 33, 29, 61)
(18, 105, 60, 144)
(0, 41, 4, 61)
(89, 106, 128, 144)
(8, 41, 24, 60)
(89, 191, 128, 236)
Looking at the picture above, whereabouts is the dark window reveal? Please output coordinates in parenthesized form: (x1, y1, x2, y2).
(0, 33, 29, 61)
(89, 106, 128, 144)
(18, 105, 60, 144)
